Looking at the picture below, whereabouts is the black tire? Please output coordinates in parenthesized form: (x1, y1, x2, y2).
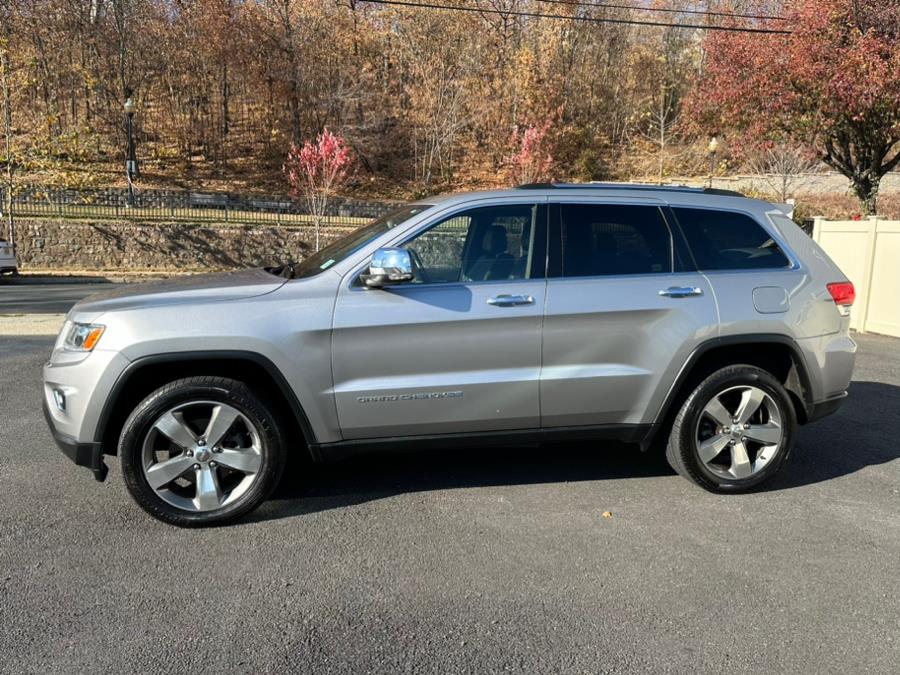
(120, 376, 286, 527)
(665, 364, 797, 492)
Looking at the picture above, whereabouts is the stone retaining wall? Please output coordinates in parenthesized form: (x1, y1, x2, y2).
(14, 219, 358, 271)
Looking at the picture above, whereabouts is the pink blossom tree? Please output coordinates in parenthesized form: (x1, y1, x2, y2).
(507, 118, 556, 185)
(284, 128, 354, 251)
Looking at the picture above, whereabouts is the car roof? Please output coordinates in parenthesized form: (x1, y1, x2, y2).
(412, 182, 774, 212)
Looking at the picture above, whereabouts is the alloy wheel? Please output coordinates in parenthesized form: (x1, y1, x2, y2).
(694, 385, 784, 480)
(141, 400, 263, 512)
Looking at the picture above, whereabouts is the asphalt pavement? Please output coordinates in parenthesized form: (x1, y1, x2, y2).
(0, 282, 125, 314)
(1, 331, 899, 673)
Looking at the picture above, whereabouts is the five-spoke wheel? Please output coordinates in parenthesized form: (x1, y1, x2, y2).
(695, 385, 783, 480)
(666, 365, 797, 492)
(142, 401, 263, 512)
(120, 377, 286, 527)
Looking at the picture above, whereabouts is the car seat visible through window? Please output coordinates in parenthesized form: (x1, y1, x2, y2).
(466, 224, 514, 281)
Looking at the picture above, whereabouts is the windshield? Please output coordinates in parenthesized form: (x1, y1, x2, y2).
(271, 205, 432, 279)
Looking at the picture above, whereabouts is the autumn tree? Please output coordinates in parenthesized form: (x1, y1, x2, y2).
(632, 18, 697, 184)
(688, 0, 900, 214)
(14, 0, 885, 204)
(284, 128, 353, 251)
(388, 5, 475, 188)
(507, 118, 556, 185)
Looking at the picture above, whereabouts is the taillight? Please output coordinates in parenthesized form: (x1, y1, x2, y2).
(826, 282, 855, 314)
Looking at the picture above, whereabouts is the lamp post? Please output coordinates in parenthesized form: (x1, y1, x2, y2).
(707, 135, 719, 188)
(124, 94, 137, 207)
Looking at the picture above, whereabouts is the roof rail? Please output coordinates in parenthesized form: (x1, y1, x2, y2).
(515, 182, 745, 198)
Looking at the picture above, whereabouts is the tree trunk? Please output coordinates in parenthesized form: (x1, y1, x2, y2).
(850, 174, 879, 216)
(221, 62, 229, 137)
(1, 46, 14, 248)
(658, 85, 665, 185)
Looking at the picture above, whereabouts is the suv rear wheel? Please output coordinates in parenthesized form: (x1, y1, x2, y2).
(666, 365, 797, 492)
(119, 376, 286, 527)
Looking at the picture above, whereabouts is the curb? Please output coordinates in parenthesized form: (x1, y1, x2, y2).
(0, 313, 66, 335)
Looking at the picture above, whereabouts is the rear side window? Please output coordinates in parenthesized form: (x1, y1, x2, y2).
(673, 208, 790, 271)
(551, 204, 672, 277)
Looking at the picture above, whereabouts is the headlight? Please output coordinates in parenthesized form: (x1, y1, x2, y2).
(64, 322, 105, 351)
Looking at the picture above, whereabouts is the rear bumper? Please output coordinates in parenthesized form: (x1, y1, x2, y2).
(807, 391, 847, 424)
(43, 399, 108, 481)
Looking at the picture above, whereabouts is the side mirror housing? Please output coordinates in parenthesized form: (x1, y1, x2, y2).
(361, 247, 415, 288)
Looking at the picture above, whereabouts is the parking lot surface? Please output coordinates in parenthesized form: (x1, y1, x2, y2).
(1, 332, 898, 674)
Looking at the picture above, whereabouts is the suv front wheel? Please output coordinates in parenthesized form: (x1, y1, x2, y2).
(666, 365, 797, 492)
(119, 376, 286, 527)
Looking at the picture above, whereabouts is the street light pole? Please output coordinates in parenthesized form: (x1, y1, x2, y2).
(707, 135, 719, 189)
(124, 94, 137, 207)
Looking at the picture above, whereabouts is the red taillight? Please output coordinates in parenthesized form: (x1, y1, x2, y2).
(827, 281, 855, 306)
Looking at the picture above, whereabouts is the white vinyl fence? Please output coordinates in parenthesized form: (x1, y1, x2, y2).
(812, 216, 900, 338)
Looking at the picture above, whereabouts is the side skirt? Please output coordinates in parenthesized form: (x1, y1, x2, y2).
(311, 424, 655, 463)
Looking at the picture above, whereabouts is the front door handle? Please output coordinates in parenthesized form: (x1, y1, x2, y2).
(659, 286, 704, 298)
(487, 294, 535, 307)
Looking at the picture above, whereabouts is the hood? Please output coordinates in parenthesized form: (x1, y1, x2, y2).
(71, 269, 288, 315)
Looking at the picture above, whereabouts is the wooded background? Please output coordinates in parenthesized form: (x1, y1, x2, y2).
(0, 1, 897, 215)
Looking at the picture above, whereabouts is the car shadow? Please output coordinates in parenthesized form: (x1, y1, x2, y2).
(250, 441, 672, 522)
(763, 380, 900, 491)
(247, 381, 900, 523)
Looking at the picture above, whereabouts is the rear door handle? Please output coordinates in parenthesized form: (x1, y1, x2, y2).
(659, 286, 703, 298)
(487, 294, 535, 307)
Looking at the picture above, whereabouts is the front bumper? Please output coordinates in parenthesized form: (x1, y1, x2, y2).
(42, 399, 108, 481)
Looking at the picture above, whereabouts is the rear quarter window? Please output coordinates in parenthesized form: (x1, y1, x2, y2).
(673, 207, 790, 271)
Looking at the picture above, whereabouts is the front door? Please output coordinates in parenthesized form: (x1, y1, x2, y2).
(540, 200, 719, 428)
(331, 202, 547, 440)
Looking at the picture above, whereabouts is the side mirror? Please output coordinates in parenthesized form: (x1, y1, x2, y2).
(361, 247, 415, 288)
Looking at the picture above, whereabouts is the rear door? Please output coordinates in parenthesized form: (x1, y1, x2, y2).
(669, 206, 810, 333)
(540, 198, 719, 428)
(331, 201, 548, 440)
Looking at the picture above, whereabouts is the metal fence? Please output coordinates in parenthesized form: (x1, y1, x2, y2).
(0, 185, 397, 227)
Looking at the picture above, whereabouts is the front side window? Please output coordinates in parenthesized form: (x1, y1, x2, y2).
(674, 207, 790, 271)
(402, 204, 539, 284)
(551, 203, 672, 277)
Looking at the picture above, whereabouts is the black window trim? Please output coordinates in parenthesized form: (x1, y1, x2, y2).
(661, 206, 698, 273)
(548, 200, 679, 280)
(667, 204, 799, 274)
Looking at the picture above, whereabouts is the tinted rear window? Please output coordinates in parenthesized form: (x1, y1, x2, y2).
(673, 208, 790, 271)
(553, 204, 672, 277)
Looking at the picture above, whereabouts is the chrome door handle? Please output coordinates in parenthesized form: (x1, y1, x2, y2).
(659, 286, 703, 298)
(487, 294, 535, 307)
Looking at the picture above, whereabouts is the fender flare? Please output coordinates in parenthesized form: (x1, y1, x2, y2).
(648, 333, 815, 443)
(94, 350, 320, 458)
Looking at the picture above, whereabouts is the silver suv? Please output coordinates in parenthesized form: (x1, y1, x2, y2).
(43, 184, 857, 526)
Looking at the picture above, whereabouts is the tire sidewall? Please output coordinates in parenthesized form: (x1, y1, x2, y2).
(120, 378, 285, 527)
(677, 366, 797, 492)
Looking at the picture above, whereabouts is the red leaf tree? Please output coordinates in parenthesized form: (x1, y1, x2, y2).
(687, 0, 900, 214)
(284, 128, 354, 251)
(507, 118, 556, 185)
